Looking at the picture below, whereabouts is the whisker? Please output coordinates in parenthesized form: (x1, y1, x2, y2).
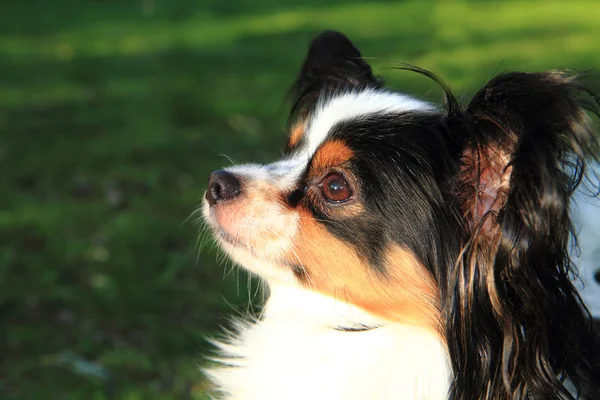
(290, 248, 315, 289)
(246, 271, 253, 308)
(218, 153, 238, 166)
(253, 276, 263, 299)
(182, 206, 204, 228)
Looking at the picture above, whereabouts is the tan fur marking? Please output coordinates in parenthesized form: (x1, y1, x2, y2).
(288, 123, 305, 149)
(289, 212, 441, 333)
(310, 140, 354, 175)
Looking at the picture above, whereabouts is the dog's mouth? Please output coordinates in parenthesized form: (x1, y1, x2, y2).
(201, 183, 308, 281)
(202, 196, 251, 250)
(206, 218, 260, 258)
(210, 220, 308, 280)
(214, 227, 249, 250)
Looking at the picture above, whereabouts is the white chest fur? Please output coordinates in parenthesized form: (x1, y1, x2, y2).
(205, 285, 451, 400)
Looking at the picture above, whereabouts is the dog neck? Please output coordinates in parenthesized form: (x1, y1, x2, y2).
(206, 284, 452, 400)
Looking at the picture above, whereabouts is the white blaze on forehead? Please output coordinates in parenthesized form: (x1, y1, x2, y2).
(224, 158, 309, 191)
(224, 89, 434, 190)
(305, 89, 435, 156)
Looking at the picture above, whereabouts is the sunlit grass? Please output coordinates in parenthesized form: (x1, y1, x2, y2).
(2, 1, 599, 106)
(2, 1, 599, 63)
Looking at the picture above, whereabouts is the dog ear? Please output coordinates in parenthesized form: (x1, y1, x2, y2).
(459, 72, 599, 239)
(447, 71, 600, 399)
(289, 31, 382, 121)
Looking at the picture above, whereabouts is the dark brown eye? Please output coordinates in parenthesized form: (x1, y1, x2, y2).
(321, 174, 352, 203)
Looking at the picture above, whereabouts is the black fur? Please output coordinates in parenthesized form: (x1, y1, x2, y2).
(289, 31, 600, 399)
(328, 114, 462, 278)
(446, 71, 600, 400)
(289, 30, 382, 125)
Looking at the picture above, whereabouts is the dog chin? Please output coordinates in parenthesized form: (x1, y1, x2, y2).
(216, 238, 298, 284)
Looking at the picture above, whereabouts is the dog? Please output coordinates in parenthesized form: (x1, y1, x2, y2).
(201, 31, 600, 399)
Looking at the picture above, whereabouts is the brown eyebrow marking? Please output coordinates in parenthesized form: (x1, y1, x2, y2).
(287, 122, 305, 150)
(310, 139, 354, 174)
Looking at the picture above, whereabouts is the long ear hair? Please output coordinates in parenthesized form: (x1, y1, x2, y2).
(288, 31, 382, 123)
(446, 71, 600, 399)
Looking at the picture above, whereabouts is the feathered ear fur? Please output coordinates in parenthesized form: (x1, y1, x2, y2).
(289, 31, 382, 121)
(446, 71, 600, 399)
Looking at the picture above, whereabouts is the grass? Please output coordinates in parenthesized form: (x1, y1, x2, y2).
(2, 0, 600, 398)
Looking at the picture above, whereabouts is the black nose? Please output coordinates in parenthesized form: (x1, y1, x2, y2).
(206, 170, 241, 206)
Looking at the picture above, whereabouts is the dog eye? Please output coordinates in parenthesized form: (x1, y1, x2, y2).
(321, 174, 352, 203)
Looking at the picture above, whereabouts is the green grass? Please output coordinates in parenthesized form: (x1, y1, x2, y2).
(2, 0, 600, 398)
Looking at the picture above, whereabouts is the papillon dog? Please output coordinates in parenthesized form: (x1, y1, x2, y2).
(202, 31, 600, 399)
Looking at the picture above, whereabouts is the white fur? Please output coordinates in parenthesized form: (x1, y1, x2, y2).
(205, 285, 451, 400)
(306, 89, 435, 157)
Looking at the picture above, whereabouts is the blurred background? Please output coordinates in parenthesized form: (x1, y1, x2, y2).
(2, 0, 600, 398)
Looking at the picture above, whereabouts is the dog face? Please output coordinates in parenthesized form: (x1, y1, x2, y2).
(203, 95, 454, 328)
(202, 32, 471, 329)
